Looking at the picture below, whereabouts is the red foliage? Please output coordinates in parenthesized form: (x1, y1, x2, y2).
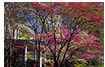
(31, 2, 104, 25)
(32, 2, 42, 8)
(56, 2, 66, 6)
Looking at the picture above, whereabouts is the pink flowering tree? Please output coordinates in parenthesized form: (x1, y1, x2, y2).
(41, 26, 104, 67)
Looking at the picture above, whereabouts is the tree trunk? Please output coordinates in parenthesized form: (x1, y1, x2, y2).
(60, 63, 63, 67)
(54, 61, 58, 67)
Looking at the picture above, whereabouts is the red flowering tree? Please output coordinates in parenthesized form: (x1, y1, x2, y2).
(30, 2, 104, 67)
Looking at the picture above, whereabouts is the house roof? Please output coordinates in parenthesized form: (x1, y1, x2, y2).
(14, 39, 45, 51)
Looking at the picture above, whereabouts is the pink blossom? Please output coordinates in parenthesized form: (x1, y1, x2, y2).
(81, 53, 95, 60)
(88, 34, 99, 40)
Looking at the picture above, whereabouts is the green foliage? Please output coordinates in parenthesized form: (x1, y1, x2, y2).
(88, 64, 104, 67)
(99, 33, 104, 45)
(75, 63, 87, 67)
(19, 27, 33, 40)
(74, 59, 88, 67)
(87, 58, 104, 67)
(98, 64, 104, 67)
(84, 22, 104, 45)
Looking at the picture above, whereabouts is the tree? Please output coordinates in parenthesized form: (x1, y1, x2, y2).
(4, 2, 26, 67)
(19, 2, 51, 66)
(31, 2, 104, 67)
(41, 26, 103, 67)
